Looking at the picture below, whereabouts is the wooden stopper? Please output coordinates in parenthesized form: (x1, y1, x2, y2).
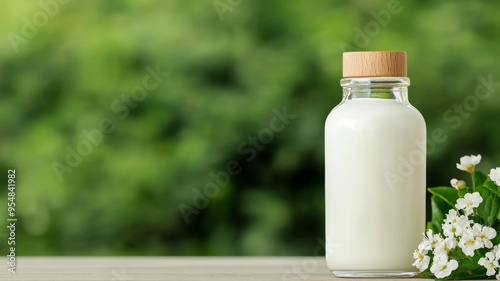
(343, 51, 407, 78)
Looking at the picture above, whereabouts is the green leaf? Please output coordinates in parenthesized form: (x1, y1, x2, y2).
(430, 195, 448, 234)
(428, 187, 460, 234)
(473, 171, 488, 188)
(449, 247, 468, 260)
(483, 180, 500, 221)
(469, 215, 485, 225)
(484, 180, 500, 197)
(428, 187, 459, 209)
(492, 235, 500, 245)
(476, 184, 500, 226)
(492, 221, 500, 244)
(458, 186, 470, 198)
(426, 221, 437, 233)
(491, 234, 500, 245)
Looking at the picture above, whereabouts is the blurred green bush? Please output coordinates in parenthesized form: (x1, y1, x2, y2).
(0, 0, 499, 256)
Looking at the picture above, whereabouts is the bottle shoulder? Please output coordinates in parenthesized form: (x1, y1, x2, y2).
(325, 99, 425, 128)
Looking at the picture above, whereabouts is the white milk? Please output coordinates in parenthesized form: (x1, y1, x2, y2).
(325, 97, 426, 274)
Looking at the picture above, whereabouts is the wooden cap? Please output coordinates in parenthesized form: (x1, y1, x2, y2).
(343, 51, 407, 77)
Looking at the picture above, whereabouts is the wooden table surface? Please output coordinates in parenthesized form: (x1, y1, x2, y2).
(1, 257, 428, 280)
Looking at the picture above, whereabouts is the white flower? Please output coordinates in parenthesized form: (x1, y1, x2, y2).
(458, 229, 482, 256)
(444, 237, 458, 251)
(443, 209, 472, 238)
(413, 243, 431, 272)
(459, 214, 473, 226)
(444, 209, 471, 226)
(444, 209, 460, 224)
(421, 229, 442, 250)
(456, 154, 482, 173)
(456, 192, 483, 216)
(435, 237, 458, 256)
(430, 254, 458, 279)
(479, 252, 499, 276)
(473, 224, 497, 248)
(443, 222, 463, 238)
(490, 168, 500, 186)
(496, 272, 500, 280)
(450, 178, 466, 190)
(494, 245, 500, 261)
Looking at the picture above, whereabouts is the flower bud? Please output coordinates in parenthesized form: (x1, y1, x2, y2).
(450, 178, 466, 190)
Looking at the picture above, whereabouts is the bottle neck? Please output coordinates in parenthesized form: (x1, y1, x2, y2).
(340, 77, 410, 104)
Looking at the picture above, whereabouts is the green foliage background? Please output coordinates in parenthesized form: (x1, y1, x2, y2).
(0, 0, 499, 256)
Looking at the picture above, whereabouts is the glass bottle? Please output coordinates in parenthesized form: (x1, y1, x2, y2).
(325, 51, 426, 277)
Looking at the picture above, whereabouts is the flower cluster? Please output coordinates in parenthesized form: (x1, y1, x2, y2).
(413, 195, 497, 278)
(413, 229, 458, 278)
(478, 247, 500, 277)
(413, 154, 500, 279)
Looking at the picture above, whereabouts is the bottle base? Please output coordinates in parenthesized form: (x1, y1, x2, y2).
(332, 270, 417, 278)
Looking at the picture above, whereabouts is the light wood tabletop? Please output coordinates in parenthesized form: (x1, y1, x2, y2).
(1, 257, 428, 280)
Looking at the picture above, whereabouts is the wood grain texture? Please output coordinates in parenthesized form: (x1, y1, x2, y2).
(343, 51, 407, 77)
(1, 257, 427, 280)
